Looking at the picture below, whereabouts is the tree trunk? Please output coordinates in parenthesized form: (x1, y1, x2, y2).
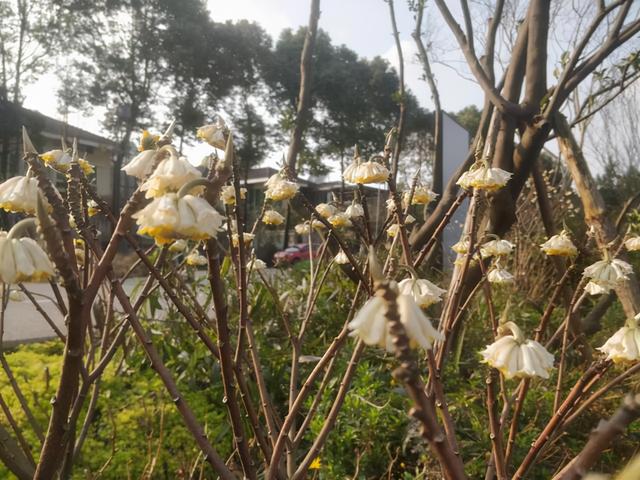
(555, 113, 640, 318)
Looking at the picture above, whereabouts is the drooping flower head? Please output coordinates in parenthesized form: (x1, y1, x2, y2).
(40, 149, 72, 172)
(0, 232, 55, 284)
(624, 236, 640, 252)
(122, 150, 157, 179)
(583, 256, 633, 293)
(0, 174, 42, 215)
(262, 210, 285, 226)
(457, 162, 512, 192)
(398, 277, 447, 308)
(295, 222, 311, 235)
(328, 212, 352, 229)
(345, 202, 364, 218)
(334, 250, 350, 265)
(540, 230, 578, 257)
(315, 203, 336, 219)
(186, 252, 208, 266)
(403, 186, 437, 206)
(480, 238, 515, 258)
(487, 265, 515, 284)
(348, 283, 443, 352)
(598, 313, 640, 363)
(344, 154, 390, 184)
(481, 322, 554, 379)
(140, 150, 202, 198)
(133, 193, 224, 245)
(196, 118, 228, 149)
(265, 172, 298, 201)
(220, 185, 247, 206)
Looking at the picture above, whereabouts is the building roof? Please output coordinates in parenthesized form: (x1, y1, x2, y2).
(0, 100, 116, 149)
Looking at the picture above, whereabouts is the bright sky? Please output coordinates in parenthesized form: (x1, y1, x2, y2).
(22, 0, 483, 145)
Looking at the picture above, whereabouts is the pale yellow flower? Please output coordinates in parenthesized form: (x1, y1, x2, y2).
(122, 150, 157, 179)
(40, 149, 72, 171)
(141, 154, 202, 198)
(598, 314, 640, 363)
(264, 173, 298, 201)
(457, 164, 512, 191)
(295, 222, 311, 235)
(168, 239, 188, 252)
(487, 266, 515, 284)
(220, 185, 246, 206)
(480, 322, 554, 379)
(348, 289, 443, 352)
(625, 236, 640, 252)
(186, 252, 208, 266)
(133, 193, 224, 244)
(387, 224, 400, 238)
(345, 203, 364, 218)
(87, 200, 99, 217)
(247, 258, 267, 270)
(0, 233, 55, 283)
(262, 210, 285, 226)
(541, 231, 578, 256)
(452, 239, 470, 254)
(334, 250, 350, 264)
(328, 212, 352, 228)
(311, 219, 327, 230)
(77, 159, 94, 176)
(0, 176, 41, 215)
(315, 203, 336, 219)
(583, 257, 633, 292)
(480, 238, 514, 258)
(8, 289, 26, 302)
(231, 232, 255, 247)
(398, 277, 446, 308)
(137, 130, 159, 152)
(196, 118, 227, 149)
(344, 160, 390, 184)
(404, 186, 437, 206)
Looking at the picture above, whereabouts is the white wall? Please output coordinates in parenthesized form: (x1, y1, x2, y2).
(441, 112, 470, 269)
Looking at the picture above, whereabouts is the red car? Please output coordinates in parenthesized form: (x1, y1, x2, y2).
(273, 243, 318, 265)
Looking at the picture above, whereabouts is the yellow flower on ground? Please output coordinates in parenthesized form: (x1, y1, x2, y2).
(132, 193, 224, 245)
(315, 203, 336, 219)
(185, 252, 208, 266)
(328, 212, 352, 228)
(231, 232, 255, 247)
(262, 210, 285, 226)
(541, 230, 578, 256)
(0, 175, 41, 214)
(0, 232, 55, 284)
(480, 322, 554, 379)
(598, 313, 640, 363)
(348, 286, 443, 352)
(220, 185, 246, 206)
(264, 172, 298, 201)
(138, 130, 159, 152)
(122, 150, 157, 179)
(625, 236, 640, 252)
(295, 222, 311, 235)
(480, 238, 514, 258)
(345, 203, 364, 218)
(583, 257, 633, 293)
(40, 150, 72, 171)
(404, 186, 437, 206)
(398, 277, 446, 308)
(196, 118, 227, 149)
(141, 153, 202, 198)
(457, 163, 512, 191)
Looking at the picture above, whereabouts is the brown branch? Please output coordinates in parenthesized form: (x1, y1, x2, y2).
(554, 394, 640, 480)
(285, 0, 320, 175)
